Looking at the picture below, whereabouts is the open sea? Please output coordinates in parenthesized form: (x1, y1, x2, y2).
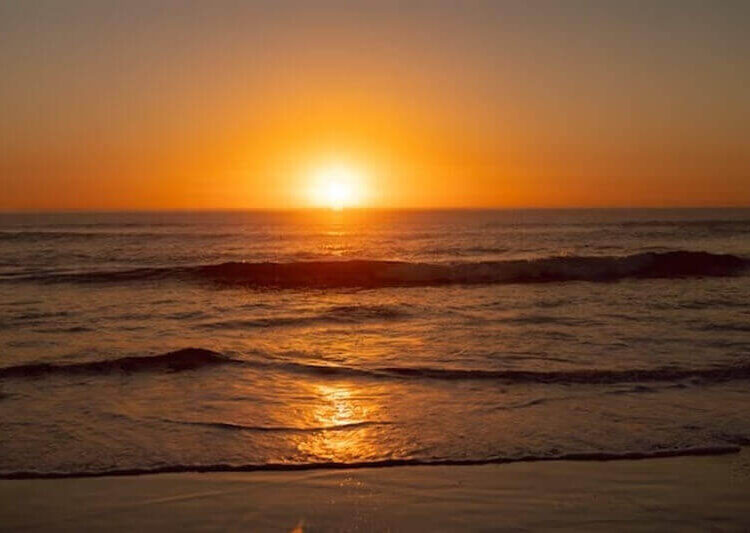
(1, 208, 749, 478)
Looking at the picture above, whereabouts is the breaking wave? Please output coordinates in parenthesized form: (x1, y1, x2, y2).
(5, 347, 750, 387)
(8, 251, 748, 288)
(260, 360, 750, 385)
(0, 348, 233, 378)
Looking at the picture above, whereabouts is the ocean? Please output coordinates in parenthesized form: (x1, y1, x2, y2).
(1, 208, 749, 478)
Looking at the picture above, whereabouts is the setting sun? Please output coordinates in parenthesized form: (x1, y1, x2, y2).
(309, 162, 366, 210)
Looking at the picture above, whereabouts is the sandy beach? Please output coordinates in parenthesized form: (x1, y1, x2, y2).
(2, 449, 749, 532)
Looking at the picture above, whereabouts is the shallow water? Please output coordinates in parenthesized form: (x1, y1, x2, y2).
(1, 208, 749, 477)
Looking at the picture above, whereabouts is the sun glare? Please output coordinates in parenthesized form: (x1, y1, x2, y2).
(309, 163, 365, 210)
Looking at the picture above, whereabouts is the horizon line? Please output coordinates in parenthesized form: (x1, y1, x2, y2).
(1, 205, 750, 214)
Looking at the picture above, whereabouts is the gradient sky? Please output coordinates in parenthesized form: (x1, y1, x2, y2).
(1, 0, 749, 209)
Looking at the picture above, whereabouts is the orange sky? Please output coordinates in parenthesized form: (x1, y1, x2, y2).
(1, 1, 749, 209)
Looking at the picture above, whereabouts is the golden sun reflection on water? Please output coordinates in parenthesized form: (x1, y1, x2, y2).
(295, 382, 385, 463)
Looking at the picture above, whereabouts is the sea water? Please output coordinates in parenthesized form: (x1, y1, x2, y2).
(1, 208, 749, 477)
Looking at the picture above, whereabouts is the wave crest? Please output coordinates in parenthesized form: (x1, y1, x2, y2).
(261, 360, 750, 385)
(0, 348, 233, 379)
(12, 251, 748, 288)
(4, 348, 750, 385)
(196, 251, 748, 287)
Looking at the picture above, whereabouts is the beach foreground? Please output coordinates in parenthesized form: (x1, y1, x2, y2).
(2, 450, 749, 532)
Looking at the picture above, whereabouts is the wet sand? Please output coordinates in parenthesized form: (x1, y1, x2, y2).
(2, 449, 749, 532)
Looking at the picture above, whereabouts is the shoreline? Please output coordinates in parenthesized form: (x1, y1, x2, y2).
(0, 444, 742, 480)
(2, 448, 749, 532)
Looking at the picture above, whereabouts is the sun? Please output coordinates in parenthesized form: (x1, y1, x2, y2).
(309, 162, 365, 210)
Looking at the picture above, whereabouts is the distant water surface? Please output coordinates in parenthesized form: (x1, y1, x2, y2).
(1, 208, 749, 477)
